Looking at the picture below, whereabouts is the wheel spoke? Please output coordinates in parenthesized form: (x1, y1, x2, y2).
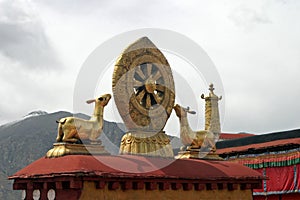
(134, 86, 144, 93)
(152, 70, 162, 81)
(146, 63, 152, 77)
(135, 66, 146, 80)
(152, 93, 161, 104)
(134, 63, 166, 109)
(133, 80, 144, 87)
(156, 77, 164, 84)
(146, 94, 151, 109)
(156, 84, 165, 92)
(136, 90, 146, 103)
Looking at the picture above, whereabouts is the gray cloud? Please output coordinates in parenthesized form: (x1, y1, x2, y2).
(0, 0, 60, 69)
(0, 0, 65, 125)
(1, 1, 300, 135)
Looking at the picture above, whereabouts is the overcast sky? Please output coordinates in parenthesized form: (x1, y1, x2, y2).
(0, 0, 299, 135)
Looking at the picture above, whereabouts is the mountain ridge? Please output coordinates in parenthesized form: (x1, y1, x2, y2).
(0, 110, 128, 199)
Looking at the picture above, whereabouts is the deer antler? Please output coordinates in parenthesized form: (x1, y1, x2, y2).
(183, 106, 196, 114)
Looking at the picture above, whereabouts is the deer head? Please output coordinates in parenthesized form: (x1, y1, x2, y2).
(173, 104, 196, 118)
(86, 94, 112, 107)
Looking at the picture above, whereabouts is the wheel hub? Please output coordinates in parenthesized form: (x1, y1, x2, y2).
(145, 79, 156, 94)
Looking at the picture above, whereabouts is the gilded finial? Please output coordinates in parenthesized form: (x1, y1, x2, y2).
(201, 83, 222, 100)
(209, 83, 214, 94)
(201, 83, 222, 134)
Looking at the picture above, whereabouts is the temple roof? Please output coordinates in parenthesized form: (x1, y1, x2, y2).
(216, 129, 300, 149)
(219, 133, 254, 140)
(216, 129, 300, 155)
(9, 155, 263, 181)
(217, 138, 300, 155)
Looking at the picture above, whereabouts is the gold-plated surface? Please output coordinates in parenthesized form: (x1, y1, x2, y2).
(175, 84, 223, 160)
(119, 131, 174, 158)
(113, 37, 175, 157)
(56, 94, 111, 143)
(201, 83, 222, 134)
(173, 104, 216, 159)
(112, 37, 175, 132)
(173, 104, 214, 149)
(46, 143, 109, 158)
(175, 148, 223, 160)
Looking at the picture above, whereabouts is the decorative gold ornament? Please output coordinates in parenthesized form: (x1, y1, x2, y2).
(112, 37, 175, 132)
(46, 94, 111, 158)
(119, 131, 173, 158)
(201, 83, 222, 134)
(46, 143, 109, 158)
(114, 37, 175, 157)
(56, 94, 111, 143)
(175, 83, 223, 160)
(173, 104, 215, 149)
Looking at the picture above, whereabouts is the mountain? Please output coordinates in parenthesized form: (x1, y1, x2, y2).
(0, 111, 127, 199)
(23, 110, 48, 118)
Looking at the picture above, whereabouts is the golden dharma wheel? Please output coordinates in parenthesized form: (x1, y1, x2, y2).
(112, 37, 175, 132)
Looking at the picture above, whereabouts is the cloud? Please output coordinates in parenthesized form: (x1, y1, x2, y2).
(0, 53, 73, 125)
(33, 0, 109, 15)
(0, 0, 60, 70)
(34, 0, 185, 27)
(0, 0, 66, 125)
(228, 4, 272, 30)
(1, 0, 300, 135)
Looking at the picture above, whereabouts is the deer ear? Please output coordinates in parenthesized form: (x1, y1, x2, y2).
(188, 111, 196, 114)
(86, 99, 95, 104)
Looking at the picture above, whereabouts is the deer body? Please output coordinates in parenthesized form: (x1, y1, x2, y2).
(56, 94, 111, 143)
(173, 104, 214, 149)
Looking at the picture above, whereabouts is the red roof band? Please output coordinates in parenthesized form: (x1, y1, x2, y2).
(10, 155, 263, 181)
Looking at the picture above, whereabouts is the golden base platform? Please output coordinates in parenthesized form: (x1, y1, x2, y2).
(175, 148, 223, 160)
(46, 142, 110, 158)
